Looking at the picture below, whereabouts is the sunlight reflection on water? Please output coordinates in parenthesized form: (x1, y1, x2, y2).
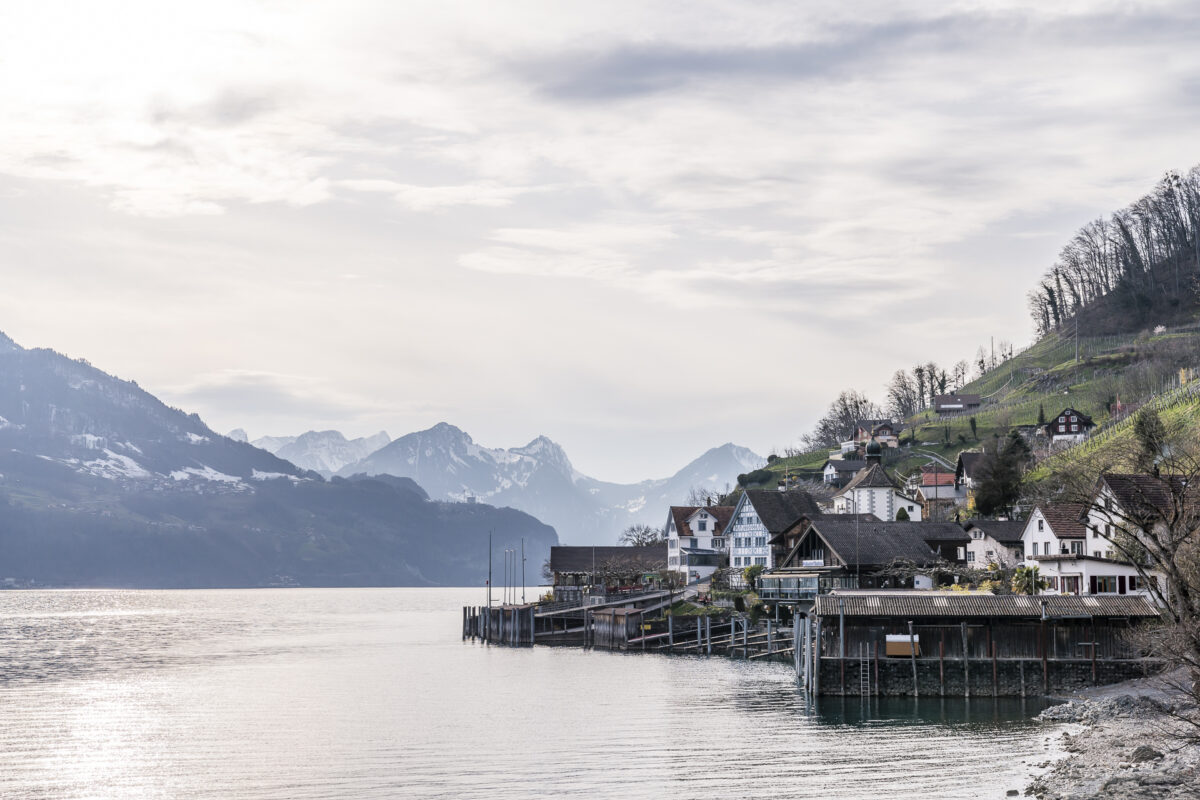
(0, 588, 1063, 799)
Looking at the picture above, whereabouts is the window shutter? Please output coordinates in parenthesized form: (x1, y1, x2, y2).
(1089, 575, 1098, 594)
(1118, 575, 1126, 595)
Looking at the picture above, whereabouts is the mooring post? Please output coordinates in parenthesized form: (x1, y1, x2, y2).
(668, 613, 674, 652)
(793, 611, 801, 676)
(907, 621, 919, 698)
(992, 641, 998, 697)
(939, 639, 945, 696)
(768, 618, 774, 657)
(706, 615, 712, 656)
(1091, 618, 1097, 685)
(1019, 659, 1026, 698)
(874, 639, 880, 697)
(813, 617, 821, 696)
(1041, 619, 1049, 695)
(961, 621, 970, 699)
(742, 617, 748, 657)
(641, 610, 646, 651)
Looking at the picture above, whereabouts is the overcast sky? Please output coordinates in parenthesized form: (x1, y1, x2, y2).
(2, 1, 1199, 481)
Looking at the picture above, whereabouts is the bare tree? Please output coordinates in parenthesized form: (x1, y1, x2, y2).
(1039, 408, 1200, 734)
(619, 524, 665, 546)
(801, 389, 882, 449)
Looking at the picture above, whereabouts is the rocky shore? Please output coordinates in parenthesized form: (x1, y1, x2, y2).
(1025, 672, 1199, 799)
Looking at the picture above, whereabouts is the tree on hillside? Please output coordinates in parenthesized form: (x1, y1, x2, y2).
(969, 416, 978, 439)
(801, 390, 881, 449)
(886, 370, 920, 419)
(619, 524, 664, 546)
(1133, 408, 1167, 472)
(1037, 404, 1046, 426)
(1027, 165, 1200, 336)
(974, 431, 1032, 516)
(953, 360, 969, 390)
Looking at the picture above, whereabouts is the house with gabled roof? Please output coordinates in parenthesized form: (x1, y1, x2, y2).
(1022, 502, 1156, 598)
(852, 419, 902, 448)
(762, 520, 968, 598)
(821, 458, 866, 488)
(955, 450, 986, 510)
(831, 442, 921, 521)
(962, 519, 1025, 567)
(932, 392, 981, 414)
(723, 489, 823, 576)
(663, 504, 734, 583)
(1043, 407, 1095, 444)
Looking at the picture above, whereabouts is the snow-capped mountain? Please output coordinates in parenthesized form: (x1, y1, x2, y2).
(338, 422, 763, 543)
(0, 330, 556, 587)
(250, 430, 391, 477)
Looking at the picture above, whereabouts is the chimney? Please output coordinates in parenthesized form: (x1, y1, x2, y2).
(706, 496, 711, 507)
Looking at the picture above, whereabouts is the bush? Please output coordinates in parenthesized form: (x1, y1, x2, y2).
(737, 469, 774, 487)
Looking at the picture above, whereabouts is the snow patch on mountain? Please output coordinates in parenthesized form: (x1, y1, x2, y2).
(171, 466, 242, 484)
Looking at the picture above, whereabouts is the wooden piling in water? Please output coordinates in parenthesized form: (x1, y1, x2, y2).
(961, 621, 970, 699)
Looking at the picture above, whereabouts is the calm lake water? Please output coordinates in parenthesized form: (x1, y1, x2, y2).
(0, 588, 1065, 799)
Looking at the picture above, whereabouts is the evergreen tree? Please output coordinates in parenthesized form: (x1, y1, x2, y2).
(1037, 404, 1046, 426)
(1133, 408, 1167, 472)
(974, 431, 1032, 516)
(969, 416, 978, 439)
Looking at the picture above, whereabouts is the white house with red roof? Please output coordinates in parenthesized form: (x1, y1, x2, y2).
(664, 505, 734, 583)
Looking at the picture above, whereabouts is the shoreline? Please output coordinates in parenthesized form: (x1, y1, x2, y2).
(1025, 669, 1199, 798)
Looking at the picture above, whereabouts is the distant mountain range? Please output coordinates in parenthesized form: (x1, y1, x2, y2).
(0, 330, 555, 588)
(238, 429, 392, 477)
(252, 422, 763, 544)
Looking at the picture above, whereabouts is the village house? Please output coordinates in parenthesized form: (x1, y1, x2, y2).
(932, 392, 982, 414)
(913, 463, 964, 518)
(1021, 504, 1151, 597)
(821, 458, 867, 488)
(851, 419, 903, 448)
(962, 519, 1025, 567)
(1043, 407, 1095, 445)
(663, 504, 734, 584)
(761, 520, 969, 600)
(832, 441, 922, 521)
(724, 489, 823, 575)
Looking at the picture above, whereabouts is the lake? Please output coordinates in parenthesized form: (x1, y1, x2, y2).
(0, 588, 1065, 799)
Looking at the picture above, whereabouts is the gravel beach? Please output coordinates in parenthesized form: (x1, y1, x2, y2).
(1025, 671, 1200, 799)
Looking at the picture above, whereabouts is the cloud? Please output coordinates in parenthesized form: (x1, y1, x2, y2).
(339, 179, 554, 210)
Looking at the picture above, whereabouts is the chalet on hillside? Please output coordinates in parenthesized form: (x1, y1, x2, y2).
(821, 459, 867, 488)
(1043, 408, 1095, 444)
(932, 392, 981, 414)
(851, 419, 902, 448)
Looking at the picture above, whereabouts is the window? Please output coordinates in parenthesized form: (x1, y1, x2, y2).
(1069, 415, 1077, 422)
(1032, 542, 1039, 556)
(668, 556, 678, 566)
(698, 521, 707, 531)
(1094, 576, 1117, 593)
(1093, 551, 1102, 558)
(755, 557, 766, 566)
(711, 538, 724, 549)
(1070, 541, 1083, 555)
(1070, 424, 1078, 432)
(755, 537, 766, 547)
(669, 540, 677, 549)
(966, 551, 976, 562)
(1037, 519, 1044, 532)
(1059, 416, 1065, 423)
(1128, 576, 1139, 591)
(986, 550, 994, 559)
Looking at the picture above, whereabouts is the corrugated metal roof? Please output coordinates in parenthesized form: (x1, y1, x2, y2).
(813, 592, 1158, 618)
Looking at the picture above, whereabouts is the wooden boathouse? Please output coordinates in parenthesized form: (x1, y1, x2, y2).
(796, 591, 1161, 697)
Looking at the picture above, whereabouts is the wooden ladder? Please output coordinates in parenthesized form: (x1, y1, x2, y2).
(859, 642, 871, 697)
